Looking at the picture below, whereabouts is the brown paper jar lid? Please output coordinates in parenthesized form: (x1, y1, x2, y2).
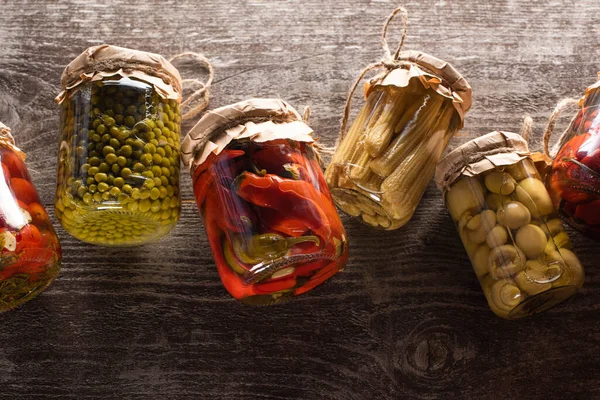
(435, 131, 531, 192)
(56, 44, 182, 103)
(181, 98, 315, 173)
(366, 50, 472, 125)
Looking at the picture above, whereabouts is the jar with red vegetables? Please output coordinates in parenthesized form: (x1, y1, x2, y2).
(181, 99, 348, 305)
(0, 122, 61, 311)
(546, 77, 600, 239)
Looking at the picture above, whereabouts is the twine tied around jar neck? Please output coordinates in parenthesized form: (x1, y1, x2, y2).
(0, 121, 25, 161)
(338, 6, 410, 145)
(168, 52, 214, 121)
(542, 98, 580, 159)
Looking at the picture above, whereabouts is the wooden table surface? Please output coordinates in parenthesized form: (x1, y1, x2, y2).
(1, 0, 600, 399)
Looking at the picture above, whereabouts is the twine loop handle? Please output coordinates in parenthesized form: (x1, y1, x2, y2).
(168, 52, 214, 121)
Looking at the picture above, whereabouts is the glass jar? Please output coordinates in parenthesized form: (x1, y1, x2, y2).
(546, 79, 600, 239)
(436, 131, 584, 319)
(182, 99, 348, 305)
(325, 51, 472, 230)
(0, 122, 61, 311)
(54, 45, 183, 246)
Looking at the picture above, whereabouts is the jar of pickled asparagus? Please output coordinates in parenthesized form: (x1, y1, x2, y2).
(0, 122, 61, 311)
(435, 131, 584, 319)
(54, 45, 183, 246)
(325, 50, 472, 230)
(546, 78, 600, 239)
(181, 99, 348, 305)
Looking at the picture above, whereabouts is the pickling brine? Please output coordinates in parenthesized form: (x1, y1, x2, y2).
(436, 131, 583, 319)
(0, 123, 61, 311)
(182, 99, 348, 305)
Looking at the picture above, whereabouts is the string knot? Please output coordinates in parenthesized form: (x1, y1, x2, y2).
(168, 52, 214, 121)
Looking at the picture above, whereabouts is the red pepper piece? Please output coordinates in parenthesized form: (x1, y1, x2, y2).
(574, 200, 600, 225)
(581, 149, 600, 173)
(294, 259, 344, 296)
(561, 188, 594, 204)
(15, 224, 42, 253)
(0, 150, 26, 179)
(256, 208, 308, 237)
(193, 170, 213, 209)
(236, 172, 332, 239)
(10, 177, 38, 204)
(254, 275, 297, 294)
(1, 162, 10, 183)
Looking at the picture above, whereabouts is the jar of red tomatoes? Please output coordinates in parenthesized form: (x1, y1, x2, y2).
(0, 122, 61, 311)
(181, 99, 348, 305)
(545, 77, 600, 238)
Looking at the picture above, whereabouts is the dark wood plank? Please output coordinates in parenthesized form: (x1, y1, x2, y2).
(1, 0, 600, 399)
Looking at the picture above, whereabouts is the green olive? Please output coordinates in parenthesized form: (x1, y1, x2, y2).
(446, 177, 485, 222)
(484, 171, 516, 195)
(515, 224, 547, 259)
(489, 245, 526, 279)
(515, 178, 554, 218)
(497, 201, 531, 230)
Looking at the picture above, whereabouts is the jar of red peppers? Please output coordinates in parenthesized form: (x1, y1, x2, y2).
(55, 45, 183, 246)
(545, 77, 600, 239)
(181, 99, 348, 305)
(436, 131, 584, 319)
(0, 122, 61, 311)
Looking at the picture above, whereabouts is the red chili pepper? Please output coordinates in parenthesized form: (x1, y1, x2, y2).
(574, 200, 600, 225)
(256, 208, 308, 237)
(254, 275, 297, 294)
(10, 178, 38, 205)
(28, 203, 49, 226)
(581, 149, 600, 173)
(294, 258, 345, 296)
(0, 150, 26, 179)
(236, 172, 332, 240)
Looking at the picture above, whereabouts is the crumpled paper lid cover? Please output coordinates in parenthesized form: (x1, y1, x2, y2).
(0, 121, 25, 160)
(435, 131, 530, 192)
(366, 50, 472, 126)
(57, 44, 182, 103)
(181, 98, 314, 173)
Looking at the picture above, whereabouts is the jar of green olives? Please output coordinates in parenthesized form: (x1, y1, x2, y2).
(55, 45, 183, 246)
(435, 131, 584, 319)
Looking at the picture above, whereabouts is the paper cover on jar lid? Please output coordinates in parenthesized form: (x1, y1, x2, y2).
(56, 44, 183, 104)
(435, 131, 531, 192)
(365, 50, 472, 126)
(181, 98, 315, 172)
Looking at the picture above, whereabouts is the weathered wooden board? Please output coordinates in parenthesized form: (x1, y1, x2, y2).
(1, 0, 600, 399)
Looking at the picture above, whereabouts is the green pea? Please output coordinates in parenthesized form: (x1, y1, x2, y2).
(146, 120, 156, 130)
(107, 176, 114, 185)
(99, 163, 110, 173)
(167, 186, 175, 197)
(161, 198, 170, 210)
(141, 154, 153, 166)
(144, 143, 156, 154)
(92, 134, 101, 142)
(115, 104, 124, 114)
(151, 166, 162, 177)
(86, 177, 95, 186)
(89, 157, 101, 166)
(88, 166, 100, 175)
(101, 134, 111, 143)
(77, 186, 87, 198)
(98, 182, 109, 192)
(111, 164, 121, 174)
(83, 193, 93, 205)
(156, 120, 165, 129)
(94, 172, 108, 182)
(114, 115, 124, 125)
(133, 163, 145, 173)
(116, 129, 131, 141)
(114, 177, 125, 188)
(151, 199, 162, 212)
(159, 186, 168, 199)
(153, 177, 161, 187)
(97, 124, 107, 134)
(156, 147, 166, 157)
(143, 179, 155, 190)
(121, 168, 132, 178)
(105, 153, 118, 164)
(161, 167, 170, 177)
(152, 153, 162, 165)
(81, 163, 91, 173)
(139, 199, 151, 212)
(160, 176, 168, 186)
(127, 201, 139, 212)
(161, 158, 171, 167)
(140, 190, 151, 200)
(76, 146, 86, 157)
(125, 116, 136, 127)
(109, 138, 120, 149)
(131, 188, 141, 200)
(89, 184, 97, 193)
(103, 116, 116, 127)
(92, 119, 101, 129)
(119, 145, 132, 157)
(126, 105, 137, 115)
(103, 146, 116, 156)
(109, 187, 121, 197)
(93, 192, 103, 202)
(117, 156, 127, 167)
(161, 209, 171, 219)
(150, 187, 160, 200)
(122, 184, 133, 194)
(169, 197, 179, 208)
(101, 192, 111, 201)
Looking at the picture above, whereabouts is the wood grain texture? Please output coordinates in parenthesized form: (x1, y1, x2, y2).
(1, 0, 600, 399)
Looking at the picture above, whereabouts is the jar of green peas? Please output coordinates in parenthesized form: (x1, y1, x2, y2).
(54, 45, 183, 246)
